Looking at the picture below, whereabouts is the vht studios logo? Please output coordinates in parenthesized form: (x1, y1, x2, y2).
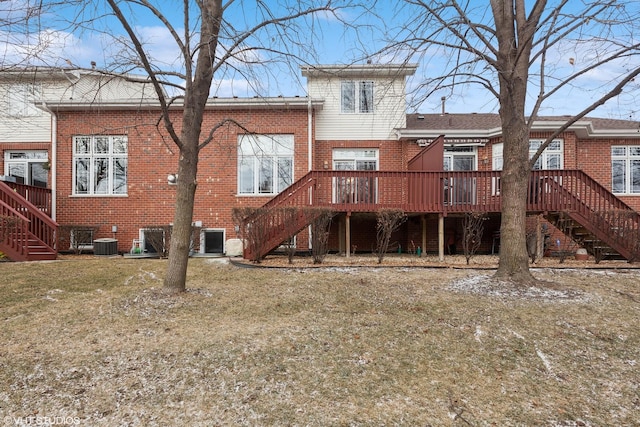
(4, 416, 81, 426)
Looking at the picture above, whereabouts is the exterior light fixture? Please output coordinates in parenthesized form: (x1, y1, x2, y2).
(167, 174, 178, 185)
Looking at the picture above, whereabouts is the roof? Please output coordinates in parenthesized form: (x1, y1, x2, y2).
(301, 63, 418, 78)
(43, 96, 324, 112)
(400, 113, 640, 139)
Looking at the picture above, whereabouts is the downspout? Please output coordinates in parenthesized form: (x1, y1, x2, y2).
(307, 86, 314, 251)
(41, 102, 57, 221)
(307, 95, 313, 171)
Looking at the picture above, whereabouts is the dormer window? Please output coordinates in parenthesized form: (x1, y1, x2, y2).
(341, 80, 374, 113)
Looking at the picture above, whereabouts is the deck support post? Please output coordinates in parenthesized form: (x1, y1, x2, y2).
(338, 216, 345, 255)
(438, 214, 444, 262)
(345, 212, 351, 258)
(421, 215, 427, 258)
(536, 214, 543, 263)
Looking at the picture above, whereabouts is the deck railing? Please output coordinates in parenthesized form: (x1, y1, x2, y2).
(241, 169, 640, 260)
(246, 169, 640, 214)
(306, 170, 505, 213)
(3, 181, 52, 216)
(0, 200, 31, 260)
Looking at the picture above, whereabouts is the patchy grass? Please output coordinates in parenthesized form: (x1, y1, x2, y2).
(0, 258, 639, 426)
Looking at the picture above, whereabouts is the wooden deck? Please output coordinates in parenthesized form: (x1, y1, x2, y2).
(242, 169, 640, 261)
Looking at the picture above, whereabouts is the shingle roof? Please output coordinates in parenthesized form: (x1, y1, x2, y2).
(405, 113, 640, 131)
(401, 113, 640, 139)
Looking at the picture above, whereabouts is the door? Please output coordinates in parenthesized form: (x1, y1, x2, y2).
(5, 151, 48, 187)
(444, 149, 476, 205)
(332, 149, 378, 204)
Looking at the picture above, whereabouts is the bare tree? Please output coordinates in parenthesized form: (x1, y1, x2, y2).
(462, 212, 486, 265)
(278, 207, 302, 264)
(58, 225, 99, 255)
(232, 207, 269, 263)
(56, 0, 356, 292)
(375, 209, 407, 264)
(0, 216, 19, 242)
(383, 0, 640, 284)
(310, 208, 335, 264)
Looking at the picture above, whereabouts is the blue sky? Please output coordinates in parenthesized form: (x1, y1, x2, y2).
(2, 0, 639, 121)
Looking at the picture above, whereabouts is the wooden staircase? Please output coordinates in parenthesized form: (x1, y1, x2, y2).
(0, 181, 58, 261)
(537, 172, 640, 261)
(241, 172, 321, 261)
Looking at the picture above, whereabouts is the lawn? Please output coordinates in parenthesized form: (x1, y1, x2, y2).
(0, 257, 638, 426)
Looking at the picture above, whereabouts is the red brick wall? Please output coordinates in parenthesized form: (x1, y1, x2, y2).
(54, 107, 310, 253)
(578, 137, 640, 211)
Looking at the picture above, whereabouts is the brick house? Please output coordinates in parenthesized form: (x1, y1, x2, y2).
(2, 63, 640, 261)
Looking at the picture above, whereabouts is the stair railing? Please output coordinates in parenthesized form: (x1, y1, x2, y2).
(0, 181, 57, 252)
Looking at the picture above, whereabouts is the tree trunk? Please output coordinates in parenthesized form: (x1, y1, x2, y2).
(163, 0, 221, 293)
(494, 115, 535, 283)
(490, 0, 540, 284)
(163, 143, 199, 293)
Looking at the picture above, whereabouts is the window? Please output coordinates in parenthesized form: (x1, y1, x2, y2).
(73, 135, 128, 195)
(4, 151, 48, 187)
(238, 134, 294, 195)
(8, 84, 42, 117)
(612, 146, 640, 194)
(444, 146, 476, 171)
(341, 80, 374, 113)
(530, 139, 563, 170)
(491, 140, 564, 171)
(492, 143, 503, 195)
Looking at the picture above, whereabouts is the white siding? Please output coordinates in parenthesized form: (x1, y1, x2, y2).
(308, 76, 407, 141)
(0, 71, 157, 144)
(0, 84, 51, 143)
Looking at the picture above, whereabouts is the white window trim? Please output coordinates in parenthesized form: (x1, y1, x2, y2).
(340, 80, 374, 114)
(72, 135, 128, 196)
(529, 139, 564, 170)
(332, 148, 379, 168)
(332, 148, 379, 204)
(612, 145, 640, 195)
(237, 134, 294, 196)
(4, 150, 49, 187)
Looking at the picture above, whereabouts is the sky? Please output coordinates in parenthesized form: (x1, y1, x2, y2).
(1, 0, 639, 121)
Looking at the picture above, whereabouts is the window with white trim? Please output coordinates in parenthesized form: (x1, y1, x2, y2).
(4, 151, 48, 187)
(332, 148, 378, 171)
(238, 134, 294, 195)
(73, 135, 128, 195)
(612, 146, 640, 194)
(530, 139, 563, 170)
(492, 140, 564, 171)
(341, 80, 374, 113)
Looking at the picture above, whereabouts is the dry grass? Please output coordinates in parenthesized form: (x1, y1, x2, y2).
(1, 256, 639, 426)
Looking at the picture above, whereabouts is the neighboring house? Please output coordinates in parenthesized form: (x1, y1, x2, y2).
(2, 63, 640, 261)
(0, 67, 156, 189)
